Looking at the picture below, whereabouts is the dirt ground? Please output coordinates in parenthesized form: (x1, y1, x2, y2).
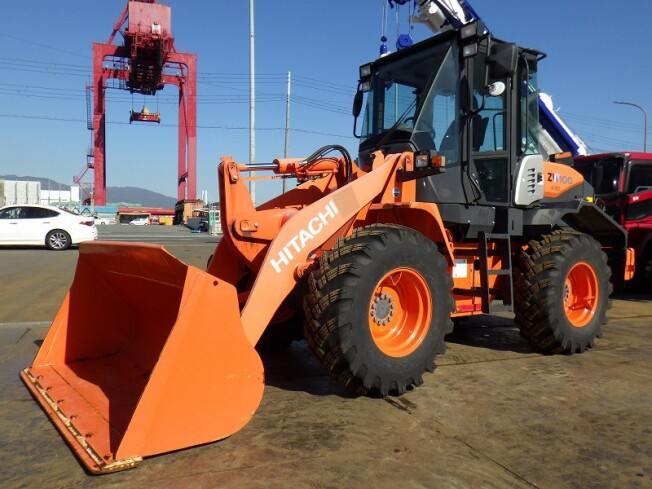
(0, 233, 650, 488)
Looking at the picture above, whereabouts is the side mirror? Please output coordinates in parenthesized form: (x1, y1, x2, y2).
(488, 43, 518, 79)
(353, 89, 364, 118)
(352, 87, 364, 138)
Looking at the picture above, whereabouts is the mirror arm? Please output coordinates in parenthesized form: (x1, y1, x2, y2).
(353, 117, 361, 139)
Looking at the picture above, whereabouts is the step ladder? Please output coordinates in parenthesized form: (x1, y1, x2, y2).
(453, 232, 514, 314)
(479, 233, 514, 314)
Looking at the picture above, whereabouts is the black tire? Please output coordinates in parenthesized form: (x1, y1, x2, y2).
(514, 230, 611, 354)
(303, 224, 454, 396)
(45, 229, 71, 251)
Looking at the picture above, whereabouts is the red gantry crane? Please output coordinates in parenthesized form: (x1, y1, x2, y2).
(91, 0, 196, 206)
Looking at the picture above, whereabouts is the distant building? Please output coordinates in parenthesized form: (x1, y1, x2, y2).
(0, 180, 41, 206)
(40, 186, 80, 205)
(0, 180, 86, 208)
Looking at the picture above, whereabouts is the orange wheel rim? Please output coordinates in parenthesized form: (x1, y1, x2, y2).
(563, 262, 599, 328)
(368, 267, 432, 357)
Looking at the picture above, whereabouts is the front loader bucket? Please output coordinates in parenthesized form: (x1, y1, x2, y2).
(21, 242, 264, 474)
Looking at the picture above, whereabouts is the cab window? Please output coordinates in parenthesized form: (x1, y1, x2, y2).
(519, 57, 540, 156)
(626, 162, 652, 194)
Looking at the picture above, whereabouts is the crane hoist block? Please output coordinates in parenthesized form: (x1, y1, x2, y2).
(127, 1, 171, 39)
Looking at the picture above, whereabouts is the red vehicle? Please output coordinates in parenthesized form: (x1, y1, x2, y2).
(573, 152, 652, 289)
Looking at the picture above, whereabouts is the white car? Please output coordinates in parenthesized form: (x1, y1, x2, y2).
(129, 217, 149, 225)
(93, 215, 115, 225)
(0, 204, 98, 251)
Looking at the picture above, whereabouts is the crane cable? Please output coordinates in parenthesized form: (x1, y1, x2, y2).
(385, 0, 416, 51)
(380, 0, 388, 55)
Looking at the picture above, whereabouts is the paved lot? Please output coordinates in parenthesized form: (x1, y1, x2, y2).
(1, 226, 651, 488)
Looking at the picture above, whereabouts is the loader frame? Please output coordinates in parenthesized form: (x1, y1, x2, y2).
(209, 151, 457, 345)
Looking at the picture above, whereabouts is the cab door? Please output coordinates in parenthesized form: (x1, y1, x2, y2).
(466, 50, 512, 206)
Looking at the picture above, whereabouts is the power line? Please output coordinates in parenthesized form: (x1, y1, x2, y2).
(0, 112, 355, 139)
(0, 81, 349, 108)
(559, 111, 647, 132)
(0, 85, 296, 106)
(1, 81, 641, 144)
(0, 33, 89, 59)
(0, 58, 357, 95)
(293, 74, 356, 91)
(0, 56, 358, 89)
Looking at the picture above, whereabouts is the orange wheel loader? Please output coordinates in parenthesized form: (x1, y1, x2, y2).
(21, 23, 633, 474)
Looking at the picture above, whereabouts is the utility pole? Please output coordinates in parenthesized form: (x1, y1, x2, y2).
(283, 71, 291, 193)
(249, 0, 256, 204)
(614, 101, 648, 153)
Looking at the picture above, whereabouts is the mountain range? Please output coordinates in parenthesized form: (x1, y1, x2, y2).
(0, 175, 177, 208)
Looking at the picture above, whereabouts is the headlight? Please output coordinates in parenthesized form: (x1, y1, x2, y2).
(415, 151, 446, 170)
(415, 154, 429, 168)
(359, 63, 372, 80)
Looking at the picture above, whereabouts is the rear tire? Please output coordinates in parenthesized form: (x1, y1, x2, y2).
(514, 230, 611, 353)
(46, 230, 71, 251)
(303, 224, 454, 396)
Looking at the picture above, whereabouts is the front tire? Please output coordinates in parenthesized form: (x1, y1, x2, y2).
(46, 230, 71, 251)
(514, 230, 611, 353)
(303, 224, 454, 396)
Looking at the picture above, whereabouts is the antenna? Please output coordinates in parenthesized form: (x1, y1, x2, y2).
(249, 0, 256, 205)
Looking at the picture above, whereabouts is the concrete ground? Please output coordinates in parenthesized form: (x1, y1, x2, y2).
(0, 226, 650, 488)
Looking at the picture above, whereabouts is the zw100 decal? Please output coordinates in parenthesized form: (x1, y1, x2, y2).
(547, 173, 574, 184)
(271, 200, 340, 273)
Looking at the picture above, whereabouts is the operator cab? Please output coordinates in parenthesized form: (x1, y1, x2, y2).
(354, 23, 545, 219)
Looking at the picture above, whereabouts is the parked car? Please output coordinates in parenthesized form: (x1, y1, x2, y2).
(93, 215, 115, 225)
(129, 217, 149, 226)
(0, 204, 98, 251)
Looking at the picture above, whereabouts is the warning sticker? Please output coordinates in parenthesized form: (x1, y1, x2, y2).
(453, 259, 468, 278)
